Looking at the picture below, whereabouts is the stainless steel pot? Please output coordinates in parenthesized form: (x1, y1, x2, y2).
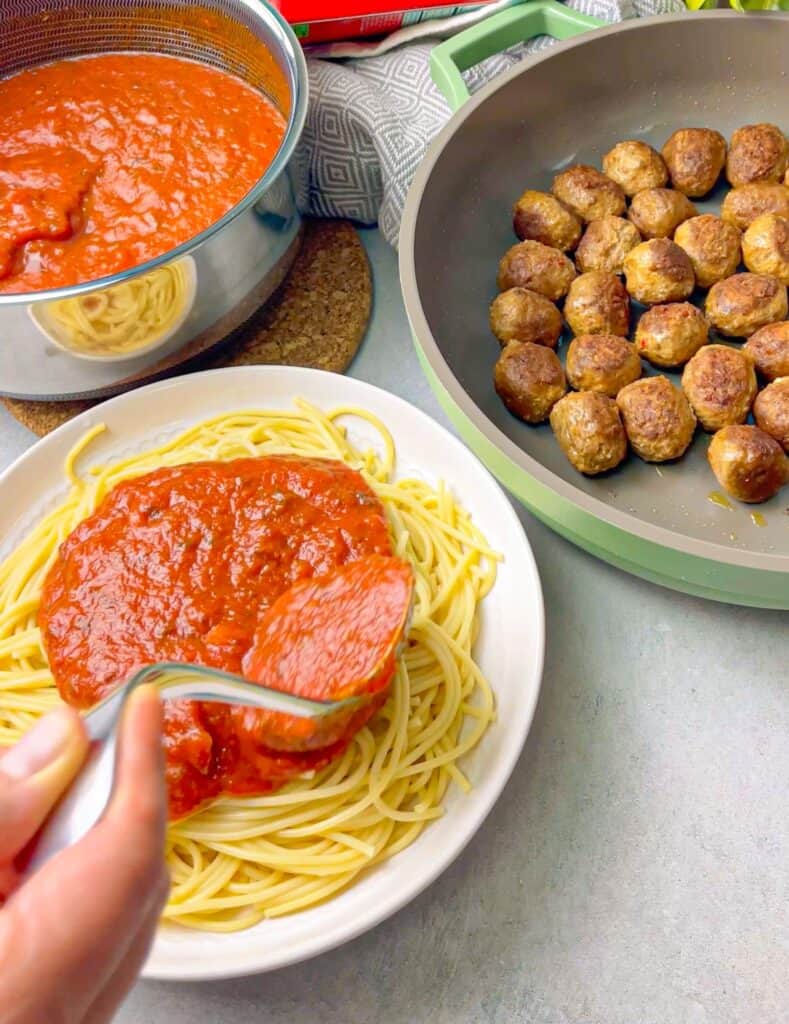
(0, 0, 308, 401)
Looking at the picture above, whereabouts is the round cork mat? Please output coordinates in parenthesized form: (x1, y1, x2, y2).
(3, 219, 371, 437)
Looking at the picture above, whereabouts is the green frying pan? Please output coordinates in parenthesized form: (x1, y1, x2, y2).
(399, 3, 789, 609)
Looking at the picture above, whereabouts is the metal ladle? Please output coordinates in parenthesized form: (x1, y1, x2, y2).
(24, 663, 359, 876)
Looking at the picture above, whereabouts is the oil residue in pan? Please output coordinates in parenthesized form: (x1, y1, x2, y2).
(708, 491, 734, 511)
(707, 492, 778, 529)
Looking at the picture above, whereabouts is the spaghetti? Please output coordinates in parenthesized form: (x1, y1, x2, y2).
(0, 402, 498, 931)
(39, 259, 194, 358)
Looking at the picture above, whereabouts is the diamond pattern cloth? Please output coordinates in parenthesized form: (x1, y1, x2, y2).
(294, 0, 685, 246)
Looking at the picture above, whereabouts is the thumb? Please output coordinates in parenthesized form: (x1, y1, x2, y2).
(0, 706, 89, 865)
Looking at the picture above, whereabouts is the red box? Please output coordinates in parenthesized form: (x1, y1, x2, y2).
(272, 3, 490, 44)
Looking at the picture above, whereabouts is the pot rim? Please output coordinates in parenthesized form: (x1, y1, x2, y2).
(0, 0, 308, 307)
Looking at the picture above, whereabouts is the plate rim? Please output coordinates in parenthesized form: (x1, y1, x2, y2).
(397, 12, 789, 578)
(0, 365, 545, 980)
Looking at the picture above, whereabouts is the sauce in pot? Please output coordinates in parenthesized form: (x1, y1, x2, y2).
(0, 53, 286, 294)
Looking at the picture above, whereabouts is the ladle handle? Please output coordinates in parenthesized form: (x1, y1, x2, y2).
(23, 665, 357, 877)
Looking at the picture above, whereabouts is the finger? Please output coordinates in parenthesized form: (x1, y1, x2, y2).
(101, 683, 167, 847)
(83, 868, 170, 1024)
(0, 705, 88, 863)
(2, 686, 167, 1012)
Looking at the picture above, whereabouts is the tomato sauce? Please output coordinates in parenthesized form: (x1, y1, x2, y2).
(242, 555, 413, 752)
(0, 53, 286, 294)
(39, 457, 398, 819)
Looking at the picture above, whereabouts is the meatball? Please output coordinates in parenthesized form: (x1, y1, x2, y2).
(549, 391, 628, 475)
(563, 272, 630, 337)
(753, 377, 789, 451)
(551, 164, 626, 223)
(628, 188, 697, 240)
(661, 128, 727, 197)
(616, 375, 696, 462)
(575, 217, 641, 275)
(634, 302, 709, 368)
(705, 272, 788, 339)
(673, 214, 741, 288)
(681, 344, 757, 432)
(721, 183, 789, 231)
(494, 341, 567, 423)
(489, 287, 563, 349)
(742, 213, 789, 285)
(565, 334, 642, 397)
(602, 140, 668, 197)
(726, 123, 789, 188)
(743, 322, 789, 381)
(623, 238, 695, 305)
(512, 190, 582, 251)
(497, 240, 576, 301)
(707, 425, 788, 503)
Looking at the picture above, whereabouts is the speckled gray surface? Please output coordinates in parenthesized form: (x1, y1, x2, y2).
(1, 230, 787, 1024)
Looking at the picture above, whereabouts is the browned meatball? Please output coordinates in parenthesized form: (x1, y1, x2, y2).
(634, 302, 709, 368)
(494, 341, 567, 423)
(741, 213, 789, 285)
(673, 215, 741, 289)
(721, 183, 789, 231)
(565, 334, 642, 397)
(705, 273, 788, 338)
(616, 375, 696, 462)
(489, 287, 563, 349)
(681, 344, 757, 431)
(551, 164, 626, 223)
(602, 140, 668, 197)
(743, 322, 789, 381)
(497, 240, 576, 300)
(575, 217, 641, 275)
(661, 128, 727, 197)
(726, 124, 789, 188)
(623, 239, 695, 305)
(754, 377, 789, 451)
(549, 391, 627, 475)
(627, 188, 697, 240)
(512, 190, 582, 251)
(563, 272, 630, 338)
(707, 425, 788, 503)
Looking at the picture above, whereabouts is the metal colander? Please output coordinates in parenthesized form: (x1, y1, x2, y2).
(1, 0, 294, 115)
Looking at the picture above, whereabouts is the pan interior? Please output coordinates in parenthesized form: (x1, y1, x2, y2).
(413, 16, 788, 560)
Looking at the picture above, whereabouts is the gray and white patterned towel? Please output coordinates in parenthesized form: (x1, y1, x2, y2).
(294, 0, 685, 246)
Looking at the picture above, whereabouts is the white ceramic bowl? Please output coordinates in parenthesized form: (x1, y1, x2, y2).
(0, 365, 545, 979)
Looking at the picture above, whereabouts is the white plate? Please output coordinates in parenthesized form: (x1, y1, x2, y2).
(0, 366, 544, 981)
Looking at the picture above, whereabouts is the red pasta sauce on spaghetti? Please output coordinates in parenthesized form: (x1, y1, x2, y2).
(39, 457, 402, 819)
(0, 53, 286, 293)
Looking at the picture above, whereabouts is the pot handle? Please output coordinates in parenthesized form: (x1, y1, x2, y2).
(431, 0, 604, 112)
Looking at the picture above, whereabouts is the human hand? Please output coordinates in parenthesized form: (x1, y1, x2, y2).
(0, 686, 168, 1024)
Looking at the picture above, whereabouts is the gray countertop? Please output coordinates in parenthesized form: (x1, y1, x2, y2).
(2, 230, 787, 1024)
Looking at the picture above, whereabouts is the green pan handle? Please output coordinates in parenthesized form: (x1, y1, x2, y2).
(431, 0, 604, 112)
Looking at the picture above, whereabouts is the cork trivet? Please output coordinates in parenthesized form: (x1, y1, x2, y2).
(3, 219, 371, 437)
